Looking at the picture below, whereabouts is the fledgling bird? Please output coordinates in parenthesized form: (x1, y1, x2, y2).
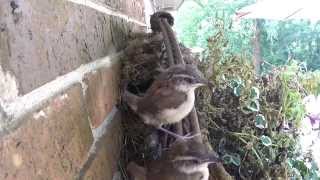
(122, 64, 209, 139)
(146, 139, 221, 180)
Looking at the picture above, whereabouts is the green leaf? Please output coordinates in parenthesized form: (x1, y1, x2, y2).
(230, 77, 243, 88)
(230, 153, 241, 166)
(250, 87, 260, 99)
(222, 154, 232, 164)
(255, 114, 267, 129)
(233, 85, 242, 97)
(246, 100, 260, 112)
(260, 135, 272, 146)
(287, 158, 294, 169)
(241, 106, 252, 114)
(222, 153, 241, 166)
(230, 79, 239, 88)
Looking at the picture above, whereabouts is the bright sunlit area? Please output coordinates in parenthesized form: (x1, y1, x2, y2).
(173, 0, 320, 179)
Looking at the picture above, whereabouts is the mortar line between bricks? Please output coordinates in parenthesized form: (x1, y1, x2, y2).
(76, 106, 119, 180)
(0, 51, 124, 137)
(67, 0, 147, 27)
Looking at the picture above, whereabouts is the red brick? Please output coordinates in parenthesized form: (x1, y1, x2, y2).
(84, 112, 123, 180)
(0, 84, 93, 180)
(84, 62, 121, 128)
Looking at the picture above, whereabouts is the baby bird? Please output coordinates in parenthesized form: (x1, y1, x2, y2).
(122, 64, 209, 139)
(146, 139, 221, 180)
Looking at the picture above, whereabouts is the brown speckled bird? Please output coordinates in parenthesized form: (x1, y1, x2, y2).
(123, 64, 209, 139)
(126, 139, 220, 180)
(146, 139, 220, 180)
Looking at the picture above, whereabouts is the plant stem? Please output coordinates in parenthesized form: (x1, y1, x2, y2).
(237, 136, 264, 168)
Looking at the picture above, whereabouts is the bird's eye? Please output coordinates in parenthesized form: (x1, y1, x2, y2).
(192, 159, 201, 164)
(184, 77, 194, 83)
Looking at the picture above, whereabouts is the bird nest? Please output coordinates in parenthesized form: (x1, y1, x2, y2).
(118, 27, 315, 179)
(119, 29, 233, 179)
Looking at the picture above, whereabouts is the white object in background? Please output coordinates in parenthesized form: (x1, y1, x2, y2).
(303, 95, 320, 127)
(236, 0, 320, 21)
(300, 94, 320, 167)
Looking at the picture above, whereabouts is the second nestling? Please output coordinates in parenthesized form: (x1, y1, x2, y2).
(127, 139, 221, 180)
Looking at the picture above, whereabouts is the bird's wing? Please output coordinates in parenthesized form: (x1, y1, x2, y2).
(123, 90, 142, 112)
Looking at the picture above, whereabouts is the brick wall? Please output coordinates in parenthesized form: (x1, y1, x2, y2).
(0, 0, 149, 179)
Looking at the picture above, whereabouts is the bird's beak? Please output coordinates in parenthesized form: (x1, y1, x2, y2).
(196, 78, 209, 86)
(196, 78, 214, 89)
(200, 152, 221, 164)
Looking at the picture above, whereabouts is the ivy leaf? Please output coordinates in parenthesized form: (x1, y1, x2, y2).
(250, 87, 260, 99)
(230, 79, 239, 88)
(287, 158, 294, 169)
(222, 153, 241, 166)
(246, 100, 260, 112)
(231, 77, 244, 97)
(222, 154, 232, 164)
(230, 153, 241, 166)
(255, 114, 267, 129)
(260, 135, 272, 146)
(233, 85, 242, 97)
(230, 77, 243, 88)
